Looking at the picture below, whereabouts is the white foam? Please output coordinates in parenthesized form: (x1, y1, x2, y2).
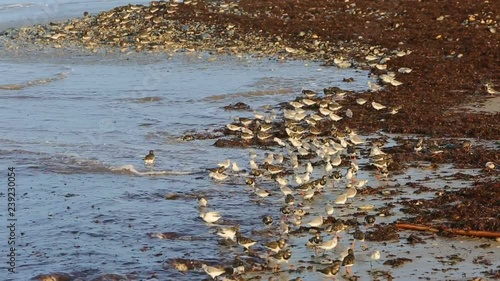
(110, 164, 198, 176)
(0, 3, 34, 11)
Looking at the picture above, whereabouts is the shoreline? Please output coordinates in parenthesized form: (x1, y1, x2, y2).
(2, 1, 499, 280)
(2, 0, 499, 139)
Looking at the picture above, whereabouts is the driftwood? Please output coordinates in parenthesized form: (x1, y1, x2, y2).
(395, 223, 500, 238)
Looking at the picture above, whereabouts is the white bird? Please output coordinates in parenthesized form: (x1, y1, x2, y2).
(325, 161, 333, 174)
(346, 187, 357, 199)
(368, 81, 382, 92)
(215, 227, 238, 241)
(353, 179, 368, 188)
(198, 197, 208, 208)
(280, 185, 293, 196)
(254, 188, 270, 198)
(249, 159, 259, 170)
(345, 168, 354, 182)
(218, 159, 231, 169)
(276, 177, 288, 187)
(200, 211, 222, 223)
(264, 153, 274, 165)
(202, 264, 225, 279)
(329, 112, 343, 121)
(302, 188, 315, 200)
(356, 98, 368, 105)
(231, 162, 241, 172)
(306, 162, 314, 174)
(371, 101, 386, 110)
(317, 235, 339, 255)
(370, 250, 381, 268)
(274, 137, 286, 147)
(349, 134, 364, 145)
(331, 154, 342, 167)
(209, 171, 228, 181)
(325, 204, 334, 215)
(334, 193, 348, 205)
(307, 216, 323, 227)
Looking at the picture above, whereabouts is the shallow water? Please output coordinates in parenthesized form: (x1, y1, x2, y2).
(1, 2, 499, 280)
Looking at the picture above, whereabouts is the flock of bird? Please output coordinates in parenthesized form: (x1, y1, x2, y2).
(194, 87, 393, 280)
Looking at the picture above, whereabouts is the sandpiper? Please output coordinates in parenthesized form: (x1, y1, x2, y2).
(264, 238, 286, 253)
(271, 248, 292, 271)
(202, 264, 225, 280)
(316, 235, 339, 256)
(352, 227, 367, 250)
(317, 260, 341, 279)
(200, 211, 222, 223)
(370, 250, 381, 269)
(342, 248, 355, 275)
(198, 196, 208, 208)
(236, 232, 256, 251)
(371, 101, 386, 110)
(144, 150, 155, 165)
(262, 215, 273, 226)
(215, 226, 239, 241)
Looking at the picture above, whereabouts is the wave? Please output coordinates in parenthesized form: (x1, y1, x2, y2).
(0, 69, 72, 90)
(0, 3, 33, 10)
(202, 88, 294, 102)
(110, 164, 199, 176)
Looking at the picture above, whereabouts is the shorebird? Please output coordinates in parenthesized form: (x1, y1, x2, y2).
(200, 211, 222, 223)
(370, 250, 381, 269)
(236, 232, 257, 251)
(317, 260, 341, 279)
(144, 150, 155, 165)
(231, 162, 241, 173)
(262, 215, 273, 226)
(325, 204, 334, 215)
(317, 235, 339, 256)
(327, 220, 346, 238)
(356, 98, 368, 105)
(371, 101, 386, 110)
(485, 81, 500, 95)
(307, 216, 324, 227)
(280, 185, 293, 196)
(414, 138, 423, 154)
(271, 248, 292, 271)
(334, 193, 348, 205)
(364, 215, 376, 227)
(342, 248, 355, 275)
(202, 264, 225, 280)
(209, 171, 228, 181)
(351, 227, 367, 250)
(264, 238, 286, 253)
(198, 196, 208, 208)
(215, 226, 239, 241)
(218, 159, 231, 169)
